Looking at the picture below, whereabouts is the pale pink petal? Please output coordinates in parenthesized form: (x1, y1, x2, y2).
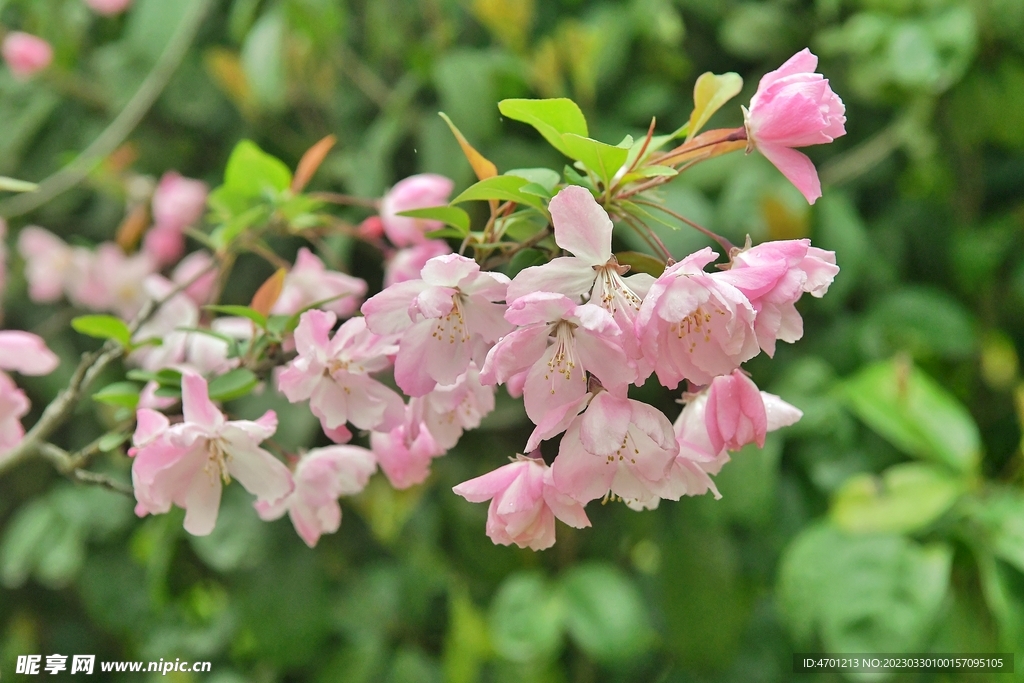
(0, 331, 59, 375)
(548, 185, 613, 266)
(180, 372, 223, 432)
(506, 257, 598, 304)
(453, 460, 529, 503)
(182, 472, 222, 536)
(579, 392, 631, 456)
(223, 440, 293, 502)
(361, 280, 428, 336)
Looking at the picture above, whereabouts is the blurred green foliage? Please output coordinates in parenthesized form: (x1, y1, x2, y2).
(2, 0, 1024, 681)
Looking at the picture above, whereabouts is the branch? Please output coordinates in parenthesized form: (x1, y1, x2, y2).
(0, 0, 214, 219)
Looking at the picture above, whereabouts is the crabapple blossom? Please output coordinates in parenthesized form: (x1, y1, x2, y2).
(743, 48, 846, 204)
(171, 250, 217, 305)
(142, 172, 207, 266)
(380, 174, 455, 247)
(67, 243, 156, 318)
(705, 370, 767, 453)
(414, 363, 495, 451)
(2, 32, 52, 80)
(129, 373, 292, 536)
(482, 292, 634, 426)
(370, 417, 445, 489)
(271, 247, 367, 318)
(384, 240, 451, 287)
(719, 239, 839, 356)
(507, 185, 655, 375)
(255, 445, 376, 547)
(0, 372, 31, 455)
(453, 454, 590, 550)
(637, 248, 768, 388)
(277, 310, 404, 439)
(551, 390, 679, 510)
(362, 253, 512, 396)
(18, 226, 73, 302)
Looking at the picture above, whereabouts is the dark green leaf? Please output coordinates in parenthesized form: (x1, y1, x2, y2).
(615, 251, 665, 277)
(559, 134, 629, 186)
(203, 305, 267, 328)
(489, 572, 564, 662)
(504, 168, 561, 191)
(397, 206, 471, 234)
(451, 176, 546, 211)
(559, 563, 654, 663)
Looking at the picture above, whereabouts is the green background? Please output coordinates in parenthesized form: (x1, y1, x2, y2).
(1, 0, 1023, 681)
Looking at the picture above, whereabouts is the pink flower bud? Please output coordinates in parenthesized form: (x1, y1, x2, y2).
(704, 370, 768, 454)
(83, 0, 133, 15)
(358, 215, 385, 240)
(142, 224, 185, 267)
(2, 32, 53, 80)
(379, 174, 454, 247)
(152, 171, 207, 234)
(742, 48, 846, 204)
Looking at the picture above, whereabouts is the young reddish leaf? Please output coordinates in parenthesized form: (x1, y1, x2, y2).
(115, 203, 150, 252)
(291, 134, 337, 192)
(439, 113, 497, 181)
(250, 268, 287, 317)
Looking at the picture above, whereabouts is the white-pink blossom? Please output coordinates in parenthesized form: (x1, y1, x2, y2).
(277, 310, 404, 439)
(362, 253, 512, 397)
(384, 240, 451, 287)
(482, 292, 634, 426)
(453, 455, 590, 550)
(718, 239, 839, 356)
(255, 445, 376, 547)
(370, 417, 445, 489)
(271, 248, 367, 318)
(636, 248, 768, 388)
(551, 390, 679, 510)
(2, 32, 52, 80)
(380, 174, 455, 247)
(129, 372, 293, 536)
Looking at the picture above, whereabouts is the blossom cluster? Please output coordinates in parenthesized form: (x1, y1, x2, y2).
(1, 48, 845, 551)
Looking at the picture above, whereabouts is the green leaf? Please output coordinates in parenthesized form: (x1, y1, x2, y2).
(830, 462, 965, 534)
(0, 500, 56, 588)
(92, 382, 142, 410)
(208, 204, 271, 249)
(967, 489, 1024, 574)
(397, 206, 470, 234)
(71, 315, 132, 347)
(778, 523, 953, 652)
(0, 176, 38, 193)
(559, 563, 654, 664)
(615, 251, 666, 277)
(203, 304, 268, 328)
(559, 134, 629, 186)
(489, 572, 565, 662)
(443, 586, 491, 683)
(97, 431, 130, 453)
(842, 359, 982, 474)
(687, 71, 744, 139)
(506, 248, 548, 278)
(498, 98, 588, 157)
(504, 168, 561, 192)
(451, 176, 546, 211)
(126, 368, 182, 388)
(208, 368, 259, 402)
(223, 139, 292, 198)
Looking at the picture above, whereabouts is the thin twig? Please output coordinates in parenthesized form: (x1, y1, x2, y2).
(617, 212, 671, 263)
(0, 0, 214, 219)
(634, 198, 735, 253)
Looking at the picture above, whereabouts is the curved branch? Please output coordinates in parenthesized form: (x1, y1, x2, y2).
(0, 0, 214, 219)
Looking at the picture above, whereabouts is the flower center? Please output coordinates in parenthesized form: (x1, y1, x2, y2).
(547, 320, 580, 382)
(205, 440, 232, 485)
(593, 266, 642, 316)
(432, 293, 470, 344)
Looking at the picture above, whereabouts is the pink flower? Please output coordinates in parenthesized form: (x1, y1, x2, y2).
(271, 248, 367, 318)
(660, 382, 803, 500)
(277, 310, 404, 439)
(171, 250, 217, 305)
(482, 292, 634, 426)
(742, 48, 846, 204)
(83, 0, 133, 15)
(0, 372, 31, 454)
(507, 186, 655, 377)
(18, 227, 72, 302)
(66, 243, 156, 318)
(380, 174, 455, 247)
(636, 248, 762, 388)
(453, 455, 590, 550)
(370, 418, 445, 489)
(255, 445, 376, 547)
(129, 372, 293, 536)
(0, 331, 60, 375)
(415, 363, 495, 451)
(152, 171, 207, 233)
(129, 275, 198, 372)
(551, 391, 679, 509)
(362, 253, 512, 396)
(719, 239, 839, 356)
(384, 240, 452, 287)
(2, 32, 53, 80)
(704, 370, 767, 453)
